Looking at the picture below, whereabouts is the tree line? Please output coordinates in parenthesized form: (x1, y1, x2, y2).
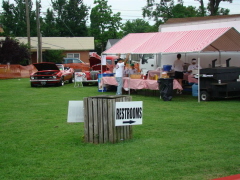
(0, 0, 233, 65)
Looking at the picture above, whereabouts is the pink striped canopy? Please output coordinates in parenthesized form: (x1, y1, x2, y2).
(103, 27, 240, 54)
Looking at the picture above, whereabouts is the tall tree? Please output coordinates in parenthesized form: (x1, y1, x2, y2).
(50, 0, 89, 37)
(41, 9, 59, 37)
(43, 50, 64, 63)
(121, 19, 157, 36)
(143, 0, 198, 24)
(195, 0, 232, 16)
(90, 0, 122, 53)
(143, 0, 231, 25)
(1, 0, 37, 37)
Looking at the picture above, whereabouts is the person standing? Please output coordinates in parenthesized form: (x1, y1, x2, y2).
(115, 53, 130, 95)
(173, 53, 184, 94)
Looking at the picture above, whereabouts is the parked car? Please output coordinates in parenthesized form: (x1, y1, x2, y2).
(30, 62, 74, 87)
(82, 53, 118, 84)
(62, 58, 85, 64)
(61, 58, 90, 72)
(90, 53, 118, 72)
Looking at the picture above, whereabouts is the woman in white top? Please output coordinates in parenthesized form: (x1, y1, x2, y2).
(173, 53, 184, 94)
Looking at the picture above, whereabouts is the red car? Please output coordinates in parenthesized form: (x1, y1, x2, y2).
(90, 53, 118, 72)
(30, 62, 74, 87)
(79, 53, 118, 84)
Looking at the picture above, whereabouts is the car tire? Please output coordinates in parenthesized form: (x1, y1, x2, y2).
(58, 78, 64, 86)
(69, 76, 74, 83)
(200, 91, 210, 101)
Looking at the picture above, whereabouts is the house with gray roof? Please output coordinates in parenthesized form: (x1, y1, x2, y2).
(0, 36, 95, 64)
(105, 39, 120, 50)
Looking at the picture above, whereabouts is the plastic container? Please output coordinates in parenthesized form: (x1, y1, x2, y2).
(98, 73, 114, 92)
(161, 71, 169, 78)
(192, 83, 198, 97)
(163, 65, 172, 72)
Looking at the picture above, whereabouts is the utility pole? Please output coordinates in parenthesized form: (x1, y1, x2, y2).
(36, 0, 42, 63)
(25, 0, 32, 64)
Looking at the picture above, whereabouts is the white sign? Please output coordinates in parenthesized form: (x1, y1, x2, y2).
(67, 101, 84, 123)
(115, 101, 143, 126)
(101, 55, 106, 65)
(75, 72, 85, 82)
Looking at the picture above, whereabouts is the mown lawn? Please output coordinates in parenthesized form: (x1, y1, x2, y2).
(0, 78, 239, 180)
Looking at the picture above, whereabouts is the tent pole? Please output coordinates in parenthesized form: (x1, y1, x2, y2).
(160, 53, 162, 99)
(128, 67, 130, 96)
(128, 54, 131, 96)
(101, 53, 103, 93)
(198, 52, 200, 103)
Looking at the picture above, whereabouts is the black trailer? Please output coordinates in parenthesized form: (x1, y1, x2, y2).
(199, 61, 240, 101)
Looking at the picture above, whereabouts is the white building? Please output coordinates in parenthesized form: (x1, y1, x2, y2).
(159, 14, 240, 33)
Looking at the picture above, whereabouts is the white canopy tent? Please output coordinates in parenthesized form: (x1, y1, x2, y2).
(102, 27, 240, 101)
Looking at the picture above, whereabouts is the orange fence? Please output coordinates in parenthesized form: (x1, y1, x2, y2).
(0, 64, 37, 79)
(0, 63, 141, 80)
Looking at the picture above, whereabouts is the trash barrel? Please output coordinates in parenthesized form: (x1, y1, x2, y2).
(84, 95, 133, 144)
(157, 78, 173, 101)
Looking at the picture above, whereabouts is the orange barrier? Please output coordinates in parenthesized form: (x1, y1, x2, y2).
(0, 63, 140, 79)
(0, 64, 37, 79)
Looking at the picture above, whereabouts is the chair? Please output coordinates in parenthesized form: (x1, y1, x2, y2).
(74, 72, 85, 87)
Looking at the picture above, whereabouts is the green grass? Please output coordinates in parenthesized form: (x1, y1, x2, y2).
(0, 78, 239, 180)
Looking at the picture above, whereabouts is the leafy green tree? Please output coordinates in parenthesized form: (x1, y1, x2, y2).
(90, 0, 122, 53)
(143, 0, 231, 25)
(121, 19, 157, 36)
(143, 0, 198, 24)
(50, 0, 89, 37)
(41, 9, 59, 37)
(42, 50, 64, 63)
(193, 0, 231, 16)
(196, 0, 232, 16)
(1, 0, 37, 37)
(0, 37, 30, 65)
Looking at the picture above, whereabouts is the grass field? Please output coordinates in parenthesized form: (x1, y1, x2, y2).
(0, 78, 239, 180)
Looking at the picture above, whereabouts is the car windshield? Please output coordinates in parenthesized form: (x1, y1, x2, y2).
(106, 60, 112, 65)
(142, 54, 154, 60)
(57, 64, 64, 70)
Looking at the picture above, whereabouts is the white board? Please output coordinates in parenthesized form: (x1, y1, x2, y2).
(67, 101, 84, 123)
(75, 72, 86, 82)
(115, 101, 143, 126)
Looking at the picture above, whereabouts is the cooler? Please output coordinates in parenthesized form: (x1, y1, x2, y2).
(163, 65, 172, 72)
(192, 84, 198, 97)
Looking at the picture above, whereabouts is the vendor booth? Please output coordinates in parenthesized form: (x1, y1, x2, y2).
(102, 27, 240, 102)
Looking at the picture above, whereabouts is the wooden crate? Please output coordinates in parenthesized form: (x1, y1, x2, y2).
(84, 95, 133, 144)
(130, 74, 142, 79)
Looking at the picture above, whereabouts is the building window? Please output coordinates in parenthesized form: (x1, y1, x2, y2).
(67, 53, 80, 59)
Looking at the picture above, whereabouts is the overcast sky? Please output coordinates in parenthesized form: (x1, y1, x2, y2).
(1, 0, 240, 25)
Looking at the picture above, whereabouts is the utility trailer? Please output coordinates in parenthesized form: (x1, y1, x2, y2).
(199, 59, 240, 101)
